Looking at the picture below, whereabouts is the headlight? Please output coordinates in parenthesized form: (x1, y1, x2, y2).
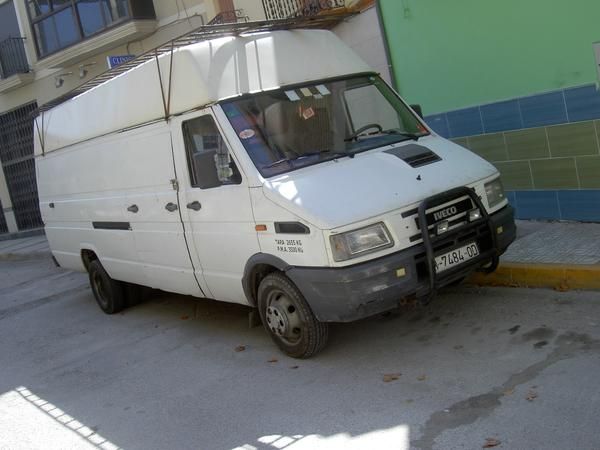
(484, 177, 506, 208)
(330, 222, 394, 262)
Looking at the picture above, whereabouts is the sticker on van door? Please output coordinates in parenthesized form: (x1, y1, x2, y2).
(275, 239, 304, 254)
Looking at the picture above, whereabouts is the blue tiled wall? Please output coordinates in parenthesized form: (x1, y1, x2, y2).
(425, 83, 600, 138)
(508, 190, 600, 222)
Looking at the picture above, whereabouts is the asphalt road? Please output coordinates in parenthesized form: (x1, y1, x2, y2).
(1, 257, 599, 450)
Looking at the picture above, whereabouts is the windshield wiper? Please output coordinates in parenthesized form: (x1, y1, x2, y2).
(262, 150, 352, 169)
(381, 129, 423, 141)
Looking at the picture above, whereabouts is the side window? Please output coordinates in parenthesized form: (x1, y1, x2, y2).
(182, 115, 242, 189)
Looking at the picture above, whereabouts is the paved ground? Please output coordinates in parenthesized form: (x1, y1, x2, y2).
(502, 221, 600, 265)
(1, 256, 600, 450)
(0, 235, 50, 261)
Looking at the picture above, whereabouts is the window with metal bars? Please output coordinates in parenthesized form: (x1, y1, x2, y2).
(0, 102, 43, 231)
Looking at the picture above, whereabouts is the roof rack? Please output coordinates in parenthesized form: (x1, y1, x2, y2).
(36, 13, 355, 115)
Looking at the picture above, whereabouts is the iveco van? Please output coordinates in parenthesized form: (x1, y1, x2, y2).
(35, 29, 515, 358)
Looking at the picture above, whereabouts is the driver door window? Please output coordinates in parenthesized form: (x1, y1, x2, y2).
(182, 115, 242, 189)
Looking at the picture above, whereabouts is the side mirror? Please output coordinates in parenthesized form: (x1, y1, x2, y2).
(410, 104, 423, 119)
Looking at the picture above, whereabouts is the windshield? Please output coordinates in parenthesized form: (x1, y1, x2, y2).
(221, 75, 429, 178)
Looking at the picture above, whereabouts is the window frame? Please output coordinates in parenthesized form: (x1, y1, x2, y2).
(181, 113, 243, 190)
(26, 0, 154, 59)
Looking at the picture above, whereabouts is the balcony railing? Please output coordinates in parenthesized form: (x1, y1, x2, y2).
(262, 0, 346, 20)
(0, 37, 29, 79)
(207, 9, 249, 25)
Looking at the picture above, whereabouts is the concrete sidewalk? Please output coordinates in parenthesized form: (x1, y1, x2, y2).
(470, 220, 600, 290)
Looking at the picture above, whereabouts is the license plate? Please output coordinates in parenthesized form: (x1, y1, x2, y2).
(434, 242, 479, 273)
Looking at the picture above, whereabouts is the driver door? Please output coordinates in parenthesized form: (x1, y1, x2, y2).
(171, 109, 260, 304)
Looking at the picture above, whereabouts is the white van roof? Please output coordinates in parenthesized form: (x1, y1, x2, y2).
(35, 29, 370, 155)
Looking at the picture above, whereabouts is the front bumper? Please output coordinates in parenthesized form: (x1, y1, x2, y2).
(287, 204, 516, 322)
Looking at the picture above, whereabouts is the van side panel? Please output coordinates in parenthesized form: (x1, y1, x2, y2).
(37, 122, 202, 296)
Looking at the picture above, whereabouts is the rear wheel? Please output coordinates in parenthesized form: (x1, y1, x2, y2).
(88, 260, 126, 314)
(257, 272, 328, 359)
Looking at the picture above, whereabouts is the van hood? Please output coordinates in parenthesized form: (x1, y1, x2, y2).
(261, 136, 498, 230)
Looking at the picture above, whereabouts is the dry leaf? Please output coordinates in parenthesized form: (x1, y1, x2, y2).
(267, 358, 278, 363)
(483, 437, 501, 448)
(234, 345, 246, 352)
(180, 315, 189, 320)
(383, 373, 401, 382)
(417, 374, 426, 381)
(526, 390, 538, 401)
(503, 388, 515, 396)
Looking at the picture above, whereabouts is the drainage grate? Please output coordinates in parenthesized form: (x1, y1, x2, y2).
(0, 102, 43, 231)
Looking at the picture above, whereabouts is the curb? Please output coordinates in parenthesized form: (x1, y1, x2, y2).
(468, 262, 600, 291)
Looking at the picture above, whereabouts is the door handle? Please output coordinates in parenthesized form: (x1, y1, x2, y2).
(165, 202, 178, 212)
(186, 201, 201, 211)
(127, 204, 139, 213)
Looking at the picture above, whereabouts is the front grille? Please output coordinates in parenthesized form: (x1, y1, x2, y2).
(408, 195, 474, 242)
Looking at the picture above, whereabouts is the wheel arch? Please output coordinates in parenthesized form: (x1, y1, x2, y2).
(80, 246, 100, 272)
(242, 253, 292, 307)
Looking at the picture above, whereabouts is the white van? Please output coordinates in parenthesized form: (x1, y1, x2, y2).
(35, 29, 515, 358)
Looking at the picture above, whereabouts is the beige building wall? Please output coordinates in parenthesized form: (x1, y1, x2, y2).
(233, 0, 267, 21)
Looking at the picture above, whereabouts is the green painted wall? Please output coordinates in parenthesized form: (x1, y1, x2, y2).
(379, 0, 600, 114)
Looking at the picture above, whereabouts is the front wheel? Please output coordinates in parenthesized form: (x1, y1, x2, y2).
(257, 273, 329, 359)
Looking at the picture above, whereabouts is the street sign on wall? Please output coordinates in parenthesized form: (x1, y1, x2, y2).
(107, 55, 135, 69)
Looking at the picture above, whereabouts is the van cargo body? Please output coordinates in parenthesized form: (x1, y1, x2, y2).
(35, 29, 515, 358)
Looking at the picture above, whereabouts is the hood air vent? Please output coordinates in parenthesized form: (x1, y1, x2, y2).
(384, 144, 441, 168)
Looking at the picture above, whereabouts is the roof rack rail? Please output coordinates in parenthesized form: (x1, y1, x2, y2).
(36, 13, 355, 115)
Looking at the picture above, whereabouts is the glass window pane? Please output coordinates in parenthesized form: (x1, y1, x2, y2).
(34, 19, 58, 55)
(115, 0, 129, 18)
(34, 7, 79, 56)
(28, 0, 51, 17)
(77, 0, 109, 36)
(52, 0, 73, 9)
(182, 116, 241, 189)
(53, 7, 79, 48)
(105, 0, 129, 23)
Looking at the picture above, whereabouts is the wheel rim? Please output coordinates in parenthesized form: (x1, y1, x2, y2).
(265, 290, 303, 345)
(91, 271, 110, 308)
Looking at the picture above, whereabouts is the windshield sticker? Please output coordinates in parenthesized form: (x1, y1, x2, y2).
(300, 87, 313, 97)
(285, 90, 300, 101)
(315, 84, 331, 96)
(302, 107, 315, 120)
(239, 129, 255, 140)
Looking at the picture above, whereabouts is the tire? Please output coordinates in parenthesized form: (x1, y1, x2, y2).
(88, 260, 126, 314)
(257, 272, 329, 359)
